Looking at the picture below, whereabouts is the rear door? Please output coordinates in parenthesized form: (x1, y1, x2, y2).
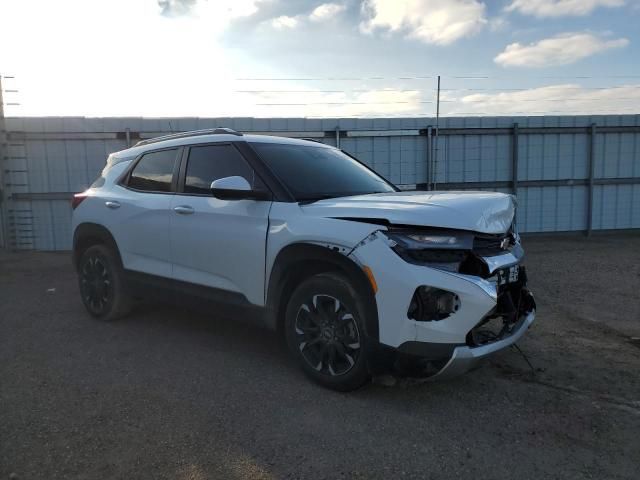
(169, 143, 272, 306)
(106, 147, 180, 278)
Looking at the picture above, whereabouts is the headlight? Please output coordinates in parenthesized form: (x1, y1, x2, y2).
(383, 230, 474, 272)
(384, 231, 474, 251)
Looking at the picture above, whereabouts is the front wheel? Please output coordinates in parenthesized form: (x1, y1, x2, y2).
(284, 273, 371, 391)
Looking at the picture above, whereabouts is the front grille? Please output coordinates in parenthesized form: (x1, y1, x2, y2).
(473, 231, 513, 256)
(458, 254, 489, 278)
(404, 249, 467, 264)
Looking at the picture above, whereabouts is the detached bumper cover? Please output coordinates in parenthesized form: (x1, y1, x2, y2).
(429, 308, 536, 380)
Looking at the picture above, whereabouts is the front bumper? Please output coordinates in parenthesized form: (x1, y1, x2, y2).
(428, 308, 535, 380)
(349, 231, 536, 379)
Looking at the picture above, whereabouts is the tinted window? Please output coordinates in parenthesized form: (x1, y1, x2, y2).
(250, 143, 396, 201)
(184, 144, 257, 195)
(128, 149, 177, 192)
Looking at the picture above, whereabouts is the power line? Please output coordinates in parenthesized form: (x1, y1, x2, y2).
(255, 101, 435, 106)
(444, 108, 640, 115)
(441, 97, 640, 103)
(236, 76, 434, 81)
(237, 89, 422, 93)
(442, 86, 640, 91)
(252, 97, 639, 106)
(236, 86, 640, 96)
(235, 74, 640, 81)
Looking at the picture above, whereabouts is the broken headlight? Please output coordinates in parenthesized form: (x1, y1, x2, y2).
(384, 231, 474, 251)
(383, 230, 474, 272)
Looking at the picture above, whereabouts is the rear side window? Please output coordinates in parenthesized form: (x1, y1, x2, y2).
(127, 149, 178, 192)
(184, 144, 258, 195)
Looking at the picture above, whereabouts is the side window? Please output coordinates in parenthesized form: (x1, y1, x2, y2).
(184, 144, 260, 195)
(127, 149, 178, 192)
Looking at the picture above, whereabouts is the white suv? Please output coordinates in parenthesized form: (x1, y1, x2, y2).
(72, 128, 536, 391)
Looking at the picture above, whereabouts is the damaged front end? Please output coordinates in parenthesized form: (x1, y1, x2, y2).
(375, 224, 536, 378)
(466, 268, 536, 347)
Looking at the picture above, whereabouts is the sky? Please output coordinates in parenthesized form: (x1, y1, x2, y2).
(1, 0, 639, 118)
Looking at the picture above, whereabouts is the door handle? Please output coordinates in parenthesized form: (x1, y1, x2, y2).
(105, 201, 120, 209)
(173, 205, 194, 215)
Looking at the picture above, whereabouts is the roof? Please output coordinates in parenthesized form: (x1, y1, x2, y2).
(110, 129, 333, 162)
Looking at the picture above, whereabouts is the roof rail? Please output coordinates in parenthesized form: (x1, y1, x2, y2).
(134, 127, 243, 147)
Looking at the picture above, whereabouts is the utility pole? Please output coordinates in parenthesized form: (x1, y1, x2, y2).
(432, 75, 440, 190)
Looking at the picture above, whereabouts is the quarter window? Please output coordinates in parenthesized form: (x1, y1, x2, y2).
(184, 144, 258, 195)
(128, 149, 178, 192)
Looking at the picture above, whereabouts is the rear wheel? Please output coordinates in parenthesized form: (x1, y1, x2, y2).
(78, 244, 131, 321)
(285, 273, 370, 391)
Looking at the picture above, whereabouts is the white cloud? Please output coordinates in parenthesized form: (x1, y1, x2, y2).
(360, 0, 487, 45)
(271, 15, 301, 29)
(442, 84, 640, 116)
(309, 3, 346, 22)
(268, 3, 346, 29)
(505, 0, 626, 17)
(494, 33, 629, 68)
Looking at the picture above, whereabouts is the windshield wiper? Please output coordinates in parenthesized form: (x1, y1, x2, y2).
(297, 194, 344, 205)
(297, 191, 390, 205)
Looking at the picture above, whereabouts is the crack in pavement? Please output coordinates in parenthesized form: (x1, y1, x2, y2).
(509, 375, 640, 415)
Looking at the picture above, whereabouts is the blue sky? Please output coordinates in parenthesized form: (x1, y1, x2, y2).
(1, 0, 639, 117)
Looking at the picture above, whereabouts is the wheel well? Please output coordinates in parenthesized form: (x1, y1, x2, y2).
(266, 243, 379, 341)
(72, 223, 122, 271)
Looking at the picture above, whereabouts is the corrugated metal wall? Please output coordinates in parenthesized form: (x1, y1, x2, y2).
(1, 115, 639, 250)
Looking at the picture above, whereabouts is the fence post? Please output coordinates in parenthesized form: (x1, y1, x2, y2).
(586, 122, 596, 236)
(335, 126, 340, 149)
(511, 122, 519, 195)
(125, 127, 131, 148)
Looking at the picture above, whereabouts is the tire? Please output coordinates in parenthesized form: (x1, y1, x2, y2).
(77, 244, 132, 321)
(284, 272, 371, 391)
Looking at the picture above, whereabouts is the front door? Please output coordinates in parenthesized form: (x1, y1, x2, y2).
(169, 143, 271, 306)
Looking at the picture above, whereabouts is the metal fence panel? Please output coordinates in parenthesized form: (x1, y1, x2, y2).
(593, 184, 640, 230)
(1, 115, 639, 250)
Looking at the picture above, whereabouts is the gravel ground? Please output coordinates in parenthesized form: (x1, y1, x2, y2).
(1, 233, 639, 480)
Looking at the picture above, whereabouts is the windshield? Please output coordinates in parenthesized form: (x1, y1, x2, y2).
(250, 142, 397, 201)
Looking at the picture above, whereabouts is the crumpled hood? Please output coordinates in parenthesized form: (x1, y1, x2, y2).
(301, 191, 516, 234)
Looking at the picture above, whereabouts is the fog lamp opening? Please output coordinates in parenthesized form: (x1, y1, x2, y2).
(408, 286, 460, 322)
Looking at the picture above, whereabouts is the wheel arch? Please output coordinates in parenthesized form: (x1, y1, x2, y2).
(266, 242, 379, 341)
(72, 222, 122, 271)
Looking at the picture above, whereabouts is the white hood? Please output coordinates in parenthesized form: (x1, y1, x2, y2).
(301, 191, 516, 234)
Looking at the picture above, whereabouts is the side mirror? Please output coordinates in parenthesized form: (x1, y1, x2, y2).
(210, 176, 271, 201)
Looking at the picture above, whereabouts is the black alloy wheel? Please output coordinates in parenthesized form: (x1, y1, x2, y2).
(77, 244, 131, 321)
(294, 294, 361, 377)
(80, 253, 112, 315)
(285, 273, 370, 391)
